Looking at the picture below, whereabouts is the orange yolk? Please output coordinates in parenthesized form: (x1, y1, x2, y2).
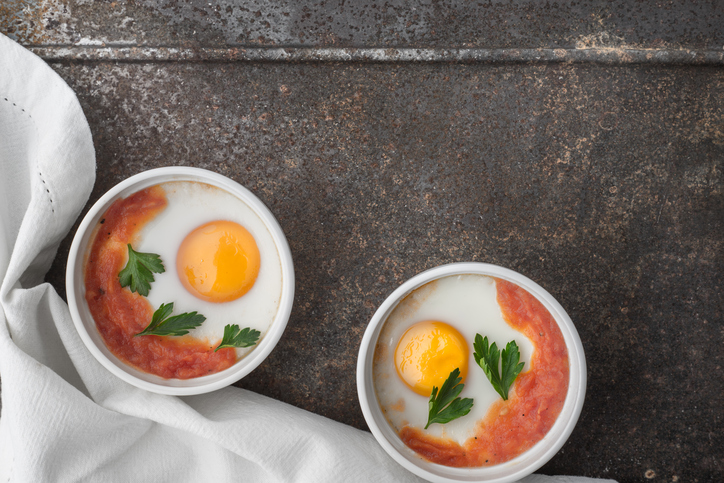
(177, 220, 260, 303)
(394, 321, 468, 397)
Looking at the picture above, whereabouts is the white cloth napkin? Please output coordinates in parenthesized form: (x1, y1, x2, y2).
(0, 34, 616, 483)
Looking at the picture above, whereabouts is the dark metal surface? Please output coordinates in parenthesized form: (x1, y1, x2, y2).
(2, 0, 724, 50)
(21, 45, 724, 65)
(2, 2, 723, 483)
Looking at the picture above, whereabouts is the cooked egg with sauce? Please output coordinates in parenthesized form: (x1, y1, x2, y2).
(373, 274, 534, 444)
(136, 181, 282, 357)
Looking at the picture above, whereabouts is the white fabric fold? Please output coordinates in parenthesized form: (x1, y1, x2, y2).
(0, 33, 615, 483)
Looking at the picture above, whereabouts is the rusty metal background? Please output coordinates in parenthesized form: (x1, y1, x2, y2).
(2, 1, 723, 482)
(3, 0, 724, 50)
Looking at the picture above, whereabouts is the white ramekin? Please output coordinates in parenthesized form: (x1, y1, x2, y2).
(66, 167, 295, 395)
(356, 262, 586, 482)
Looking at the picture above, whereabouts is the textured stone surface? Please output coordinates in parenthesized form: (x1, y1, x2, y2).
(2, 1, 723, 482)
(36, 62, 723, 482)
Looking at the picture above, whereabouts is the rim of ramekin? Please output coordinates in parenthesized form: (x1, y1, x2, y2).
(66, 167, 295, 395)
(356, 262, 586, 483)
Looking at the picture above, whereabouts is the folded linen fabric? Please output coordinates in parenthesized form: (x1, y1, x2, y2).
(0, 34, 616, 483)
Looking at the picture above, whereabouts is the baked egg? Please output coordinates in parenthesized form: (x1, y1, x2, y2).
(373, 274, 534, 444)
(136, 181, 282, 357)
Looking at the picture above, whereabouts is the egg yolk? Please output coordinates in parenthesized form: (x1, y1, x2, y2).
(394, 321, 469, 397)
(177, 220, 260, 303)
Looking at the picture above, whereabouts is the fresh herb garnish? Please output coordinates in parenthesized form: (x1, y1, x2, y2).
(215, 324, 261, 352)
(118, 244, 165, 296)
(473, 335, 525, 401)
(425, 368, 474, 429)
(135, 302, 206, 337)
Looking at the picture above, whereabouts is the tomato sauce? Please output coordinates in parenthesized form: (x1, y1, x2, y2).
(84, 185, 236, 379)
(400, 279, 569, 467)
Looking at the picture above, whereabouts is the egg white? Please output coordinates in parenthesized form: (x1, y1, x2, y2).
(134, 181, 282, 358)
(372, 274, 535, 445)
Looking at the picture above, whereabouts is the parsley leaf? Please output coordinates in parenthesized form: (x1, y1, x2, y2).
(473, 334, 525, 401)
(215, 324, 261, 352)
(135, 302, 206, 337)
(425, 368, 474, 429)
(118, 244, 165, 296)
